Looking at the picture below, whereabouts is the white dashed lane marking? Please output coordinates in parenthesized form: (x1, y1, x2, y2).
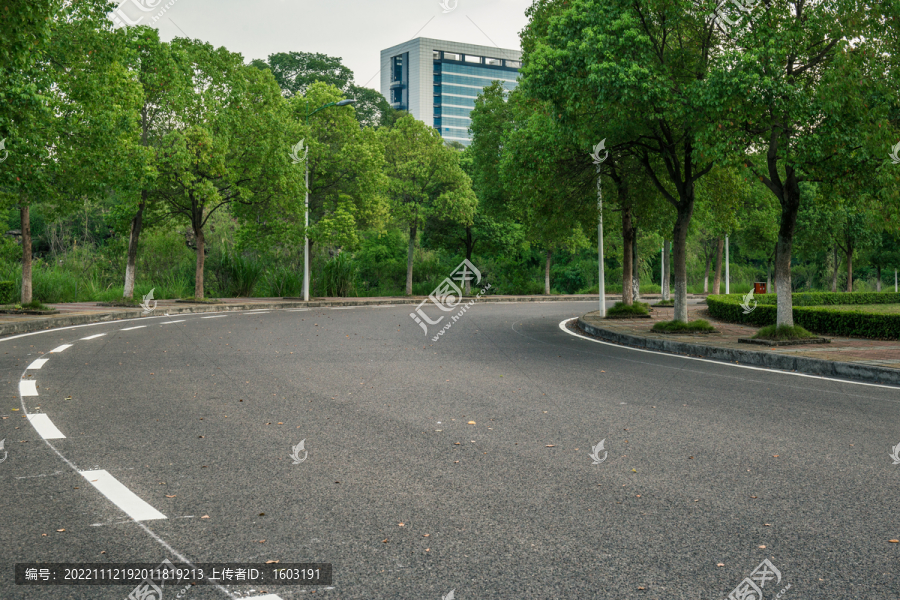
(27, 414, 66, 439)
(50, 344, 73, 353)
(160, 320, 186, 325)
(81, 333, 107, 340)
(201, 315, 228, 319)
(120, 326, 147, 331)
(79, 470, 167, 521)
(19, 380, 38, 396)
(26, 358, 49, 370)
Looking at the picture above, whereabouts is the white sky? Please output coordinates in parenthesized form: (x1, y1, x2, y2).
(114, 0, 533, 93)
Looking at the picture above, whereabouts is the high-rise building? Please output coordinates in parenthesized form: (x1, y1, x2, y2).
(380, 37, 521, 146)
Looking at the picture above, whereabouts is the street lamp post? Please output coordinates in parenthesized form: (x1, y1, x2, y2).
(301, 99, 356, 302)
(590, 140, 609, 317)
(725, 235, 730, 295)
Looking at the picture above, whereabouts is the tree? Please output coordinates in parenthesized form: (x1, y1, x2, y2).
(379, 115, 477, 295)
(701, 0, 895, 324)
(156, 40, 301, 298)
(520, 0, 717, 321)
(255, 51, 394, 128)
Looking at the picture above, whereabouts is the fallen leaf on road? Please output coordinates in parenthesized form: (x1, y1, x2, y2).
(758, 545, 766, 549)
(165, 495, 176, 498)
(382, 539, 388, 543)
(57, 529, 65, 532)
(773, 454, 779, 458)
(454, 442, 460, 445)
(764, 524, 771, 527)
(545, 445, 555, 448)
(717, 563, 724, 567)
(201, 515, 209, 519)
(398, 523, 404, 527)
(259, 540, 266, 543)
(265, 560, 279, 564)
(468, 421, 476, 425)
(423, 534, 430, 537)
(890, 540, 899, 543)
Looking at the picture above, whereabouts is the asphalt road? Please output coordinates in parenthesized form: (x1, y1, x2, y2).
(2, 301, 899, 600)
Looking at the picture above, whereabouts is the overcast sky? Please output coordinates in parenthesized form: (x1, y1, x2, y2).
(114, 0, 533, 93)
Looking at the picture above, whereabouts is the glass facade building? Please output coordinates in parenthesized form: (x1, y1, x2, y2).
(381, 38, 521, 146)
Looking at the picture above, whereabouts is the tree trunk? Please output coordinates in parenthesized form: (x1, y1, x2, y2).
(194, 227, 205, 299)
(21, 203, 32, 304)
(622, 207, 634, 305)
(703, 245, 711, 294)
(876, 265, 881, 292)
(845, 243, 853, 293)
(544, 249, 551, 295)
(631, 230, 640, 301)
(774, 177, 801, 327)
(766, 258, 772, 292)
(662, 239, 671, 300)
(712, 237, 724, 295)
(406, 224, 416, 296)
(464, 225, 474, 295)
(831, 247, 839, 293)
(672, 206, 692, 322)
(123, 194, 146, 299)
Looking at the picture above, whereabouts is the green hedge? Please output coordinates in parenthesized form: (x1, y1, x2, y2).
(745, 292, 900, 306)
(707, 294, 900, 339)
(0, 280, 15, 304)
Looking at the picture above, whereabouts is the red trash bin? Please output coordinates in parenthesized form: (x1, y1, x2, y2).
(754, 282, 767, 294)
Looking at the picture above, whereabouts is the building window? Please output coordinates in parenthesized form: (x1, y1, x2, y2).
(391, 55, 403, 83)
(444, 52, 461, 61)
(464, 55, 482, 63)
(485, 57, 502, 66)
(390, 88, 402, 103)
(505, 60, 521, 68)
(433, 50, 441, 60)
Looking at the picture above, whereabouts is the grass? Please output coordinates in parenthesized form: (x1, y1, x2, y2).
(178, 297, 223, 304)
(752, 324, 818, 340)
(606, 301, 650, 317)
(652, 319, 717, 333)
(653, 298, 674, 306)
(0, 300, 56, 312)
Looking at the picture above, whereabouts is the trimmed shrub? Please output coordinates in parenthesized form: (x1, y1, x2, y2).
(607, 301, 650, 316)
(736, 292, 900, 306)
(0, 280, 15, 304)
(707, 294, 900, 339)
(652, 319, 717, 333)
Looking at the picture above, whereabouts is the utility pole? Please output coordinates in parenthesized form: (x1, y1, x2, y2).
(590, 140, 609, 317)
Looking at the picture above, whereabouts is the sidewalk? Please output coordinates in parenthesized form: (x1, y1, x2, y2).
(0, 294, 626, 339)
(577, 305, 900, 386)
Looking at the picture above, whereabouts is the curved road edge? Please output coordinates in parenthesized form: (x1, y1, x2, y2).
(568, 316, 900, 388)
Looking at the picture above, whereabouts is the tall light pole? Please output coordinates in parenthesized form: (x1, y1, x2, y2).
(590, 140, 609, 317)
(301, 98, 356, 301)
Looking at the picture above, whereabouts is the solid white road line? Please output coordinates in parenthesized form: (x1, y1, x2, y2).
(26, 358, 49, 370)
(81, 333, 107, 340)
(120, 326, 147, 331)
(50, 344, 73, 353)
(27, 414, 66, 439)
(244, 311, 270, 315)
(331, 307, 357, 310)
(251, 596, 284, 600)
(285, 308, 310, 311)
(243, 309, 271, 313)
(201, 315, 228, 319)
(79, 470, 166, 521)
(19, 380, 38, 396)
(160, 320, 186, 325)
(559, 318, 900, 390)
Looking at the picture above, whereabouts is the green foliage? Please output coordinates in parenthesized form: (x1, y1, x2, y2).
(653, 298, 674, 306)
(320, 252, 357, 297)
(607, 302, 649, 316)
(744, 292, 900, 306)
(708, 294, 900, 339)
(753, 325, 817, 340)
(652, 319, 717, 333)
(0, 281, 15, 304)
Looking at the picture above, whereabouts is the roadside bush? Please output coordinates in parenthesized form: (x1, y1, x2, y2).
(707, 294, 900, 339)
(0, 280, 14, 303)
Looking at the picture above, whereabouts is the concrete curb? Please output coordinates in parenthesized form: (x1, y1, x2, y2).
(576, 317, 900, 387)
(0, 295, 614, 340)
